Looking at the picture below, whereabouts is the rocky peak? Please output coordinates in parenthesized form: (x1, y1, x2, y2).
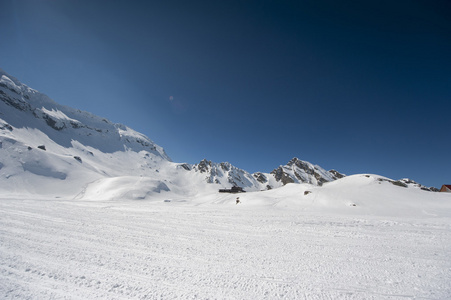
(271, 166, 295, 185)
(197, 159, 212, 173)
(270, 158, 338, 186)
(191, 159, 265, 190)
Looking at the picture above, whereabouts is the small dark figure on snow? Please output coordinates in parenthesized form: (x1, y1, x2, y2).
(236, 197, 241, 204)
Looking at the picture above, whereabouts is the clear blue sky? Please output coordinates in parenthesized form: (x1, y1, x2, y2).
(1, 0, 450, 187)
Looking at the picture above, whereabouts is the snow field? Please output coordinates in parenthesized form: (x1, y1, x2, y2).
(1, 198, 450, 299)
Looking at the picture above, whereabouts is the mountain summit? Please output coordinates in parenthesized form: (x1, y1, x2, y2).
(269, 157, 343, 186)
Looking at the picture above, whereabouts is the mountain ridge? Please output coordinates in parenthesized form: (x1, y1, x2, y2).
(0, 68, 438, 199)
(0, 68, 170, 159)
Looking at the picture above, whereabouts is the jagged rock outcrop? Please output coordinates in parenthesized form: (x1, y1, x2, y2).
(190, 159, 265, 191)
(397, 178, 438, 192)
(253, 172, 267, 184)
(269, 157, 339, 186)
(188, 157, 347, 190)
(329, 169, 346, 180)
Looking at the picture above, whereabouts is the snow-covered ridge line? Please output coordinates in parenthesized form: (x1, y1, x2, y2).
(0, 68, 170, 159)
(183, 157, 346, 191)
(0, 67, 438, 200)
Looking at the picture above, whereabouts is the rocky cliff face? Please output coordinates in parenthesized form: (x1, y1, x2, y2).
(187, 157, 346, 191)
(189, 159, 265, 191)
(269, 157, 340, 187)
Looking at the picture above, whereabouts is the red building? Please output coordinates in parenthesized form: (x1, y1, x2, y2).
(439, 185, 451, 192)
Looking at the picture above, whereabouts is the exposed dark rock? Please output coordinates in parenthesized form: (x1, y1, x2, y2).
(220, 162, 230, 171)
(0, 122, 13, 131)
(197, 159, 211, 173)
(37, 145, 46, 151)
(43, 114, 66, 131)
(1, 90, 31, 111)
(400, 178, 418, 185)
(178, 163, 191, 171)
(271, 166, 295, 185)
(253, 172, 267, 184)
(74, 156, 82, 163)
(70, 121, 82, 129)
(0, 82, 20, 95)
(391, 180, 408, 188)
(313, 171, 328, 186)
(329, 169, 345, 179)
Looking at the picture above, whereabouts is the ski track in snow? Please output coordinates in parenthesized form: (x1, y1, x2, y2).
(1, 199, 450, 299)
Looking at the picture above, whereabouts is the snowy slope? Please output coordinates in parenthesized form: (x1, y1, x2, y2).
(0, 67, 439, 200)
(1, 181, 451, 299)
(0, 68, 169, 158)
(0, 68, 177, 198)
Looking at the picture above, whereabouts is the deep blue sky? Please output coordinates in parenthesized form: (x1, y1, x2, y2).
(1, 0, 450, 187)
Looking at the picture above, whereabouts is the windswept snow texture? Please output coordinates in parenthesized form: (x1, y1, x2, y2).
(2, 175, 451, 299)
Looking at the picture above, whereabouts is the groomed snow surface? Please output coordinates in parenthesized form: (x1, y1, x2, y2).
(1, 176, 451, 300)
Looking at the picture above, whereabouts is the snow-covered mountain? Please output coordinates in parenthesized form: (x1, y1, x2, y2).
(0, 68, 437, 199)
(267, 157, 345, 187)
(0, 68, 169, 158)
(0, 68, 178, 198)
(173, 157, 346, 192)
(186, 159, 267, 191)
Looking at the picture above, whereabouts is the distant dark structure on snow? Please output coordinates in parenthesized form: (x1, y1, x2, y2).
(219, 186, 246, 193)
(439, 185, 451, 192)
